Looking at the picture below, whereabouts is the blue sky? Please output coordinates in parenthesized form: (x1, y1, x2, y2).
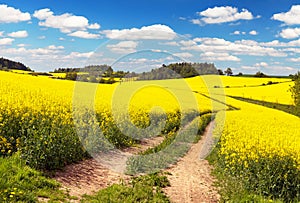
(1, 0, 300, 75)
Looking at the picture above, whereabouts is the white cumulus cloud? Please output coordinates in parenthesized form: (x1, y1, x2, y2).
(254, 62, 268, 67)
(33, 8, 101, 33)
(47, 45, 64, 50)
(272, 5, 300, 25)
(102, 24, 177, 40)
(17, 44, 30, 47)
(288, 57, 300, 62)
(68, 31, 101, 39)
(0, 45, 96, 71)
(0, 38, 14, 45)
(260, 39, 300, 47)
(38, 36, 46, 40)
(195, 37, 231, 46)
(161, 41, 180, 46)
(63, 51, 94, 59)
(279, 27, 300, 39)
(200, 52, 240, 61)
(33, 8, 53, 20)
(0, 4, 31, 23)
(193, 6, 255, 25)
(106, 41, 138, 54)
(7, 30, 28, 38)
(173, 52, 193, 59)
(233, 30, 241, 35)
(181, 37, 287, 57)
(88, 23, 101, 29)
(231, 30, 247, 35)
(249, 30, 258, 35)
(190, 19, 201, 25)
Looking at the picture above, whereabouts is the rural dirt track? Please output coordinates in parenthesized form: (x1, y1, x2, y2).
(163, 121, 220, 203)
(53, 136, 164, 199)
(54, 158, 127, 198)
(53, 122, 220, 202)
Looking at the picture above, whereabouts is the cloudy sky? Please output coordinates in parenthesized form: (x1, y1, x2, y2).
(1, 0, 300, 75)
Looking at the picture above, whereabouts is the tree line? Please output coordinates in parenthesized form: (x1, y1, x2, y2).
(217, 68, 292, 78)
(54, 63, 219, 82)
(291, 72, 300, 110)
(0, 57, 31, 71)
(54, 65, 128, 79)
(137, 62, 218, 80)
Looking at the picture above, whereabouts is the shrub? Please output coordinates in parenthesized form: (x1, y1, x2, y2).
(0, 106, 87, 170)
(65, 72, 77, 81)
(291, 72, 300, 109)
(218, 151, 300, 201)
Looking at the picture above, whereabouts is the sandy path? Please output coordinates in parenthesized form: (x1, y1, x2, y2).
(53, 122, 220, 202)
(54, 159, 127, 198)
(163, 121, 220, 203)
(53, 136, 164, 199)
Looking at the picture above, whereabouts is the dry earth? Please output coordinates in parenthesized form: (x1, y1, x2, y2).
(53, 122, 220, 202)
(53, 136, 164, 199)
(163, 121, 220, 203)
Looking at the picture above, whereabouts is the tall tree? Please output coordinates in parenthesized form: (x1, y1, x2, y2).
(254, 71, 267, 78)
(291, 72, 300, 108)
(224, 68, 233, 76)
(217, 69, 224, 75)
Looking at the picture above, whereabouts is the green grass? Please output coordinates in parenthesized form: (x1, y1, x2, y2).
(232, 74, 292, 79)
(81, 173, 170, 203)
(228, 96, 300, 117)
(0, 153, 74, 202)
(141, 113, 213, 156)
(126, 114, 213, 174)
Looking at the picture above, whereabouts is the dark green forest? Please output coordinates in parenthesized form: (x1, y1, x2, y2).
(291, 72, 300, 110)
(54, 65, 128, 78)
(53, 62, 218, 82)
(0, 57, 31, 71)
(137, 62, 217, 80)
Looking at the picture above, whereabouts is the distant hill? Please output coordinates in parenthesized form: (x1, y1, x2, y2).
(0, 57, 31, 71)
(137, 62, 218, 80)
(52, 62, 218, 82)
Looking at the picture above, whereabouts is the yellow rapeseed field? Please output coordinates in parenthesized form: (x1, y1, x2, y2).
(213, 95, 300, 199)
(224, 82, 294, 105)
(1, 71, 299, 193)
(220, 76, 291, 87)
(1, 69, 299, 201)
(0, 71, 216, 157)
(215, 96, 300, 168)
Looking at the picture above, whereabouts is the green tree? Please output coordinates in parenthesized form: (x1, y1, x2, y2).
(65, 72, 77, 81)
(291, 72, 300, 108)
(217, 69, 224, 75)
(224, 68, 233, 76)
(89, 75, 98, 83)
(106, 66, 113, 77)
(254, 71, 267, 78)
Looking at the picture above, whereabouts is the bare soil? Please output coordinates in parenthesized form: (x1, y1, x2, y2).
(54, 158, 127, 198)
(53, 123, 220, 202)
(53, 136, 164, 199)
(163, 121, 220, 203)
